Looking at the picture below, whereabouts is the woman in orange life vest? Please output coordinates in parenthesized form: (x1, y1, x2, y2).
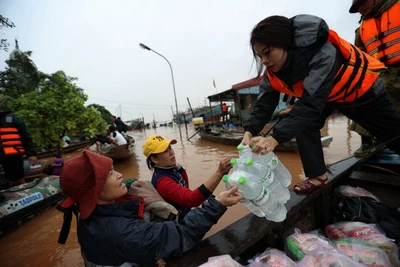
(241, 14, 400, 194)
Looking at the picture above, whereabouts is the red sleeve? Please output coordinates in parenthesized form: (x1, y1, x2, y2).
(156, 176, 208, 208)
(180, 169, 189, 187)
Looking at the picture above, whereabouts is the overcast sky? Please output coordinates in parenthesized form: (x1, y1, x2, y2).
(0, 0, 361, 122)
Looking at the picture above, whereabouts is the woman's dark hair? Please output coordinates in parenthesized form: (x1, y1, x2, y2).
(146, 155, 157, 170)
(250, 15, 293, 76)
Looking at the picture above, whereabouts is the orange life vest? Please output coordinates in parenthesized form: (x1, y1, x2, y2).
(0, 115, 25, 156)
(266, 29, 385, 103)
(222, 104, 228, 113)
(359, 1, 400, 65)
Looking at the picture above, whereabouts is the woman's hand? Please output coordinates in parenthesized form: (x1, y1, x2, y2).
(249, 136, 279, 155)
(215, 186, 242, 207)
(240, 131, 253, 145)
(216, 157, 232, 177)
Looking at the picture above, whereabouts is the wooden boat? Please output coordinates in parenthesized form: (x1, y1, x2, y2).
(0, 175, 63, 234)
(168, 149, 400, 266)
(37, 140, 92, 159)
(99, 135, 136, 160)
(198, 130, 333, 151)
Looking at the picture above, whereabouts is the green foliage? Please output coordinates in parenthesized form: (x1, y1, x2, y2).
(0, 50, 46, 98)
(87, 103, 113, 124)
(7, 71, 107, 154)
(0, 15, 15, 52)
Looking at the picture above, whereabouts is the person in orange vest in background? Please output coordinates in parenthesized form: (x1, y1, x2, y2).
(349, 0, 400, 157)
(0, 96, 37, 189)
(221, 103, 229, 122)
(240, 14, 400, 194)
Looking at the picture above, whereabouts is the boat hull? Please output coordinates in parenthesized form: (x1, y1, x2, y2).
(99, 135, 136, 160)
(0, 176, 63, 234)
(198, 131, 333, 151)
(168, 149, 400, 266)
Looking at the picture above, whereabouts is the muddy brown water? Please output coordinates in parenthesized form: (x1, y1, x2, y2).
(0, 114, 360, 266)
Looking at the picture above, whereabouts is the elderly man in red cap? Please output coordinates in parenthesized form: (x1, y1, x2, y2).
(57, 150, 241, 266)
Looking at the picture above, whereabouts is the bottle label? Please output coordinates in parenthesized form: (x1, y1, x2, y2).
(260, 168, 274, 187)
(252, 187, 269, 205)
(267, 153, 278, 170)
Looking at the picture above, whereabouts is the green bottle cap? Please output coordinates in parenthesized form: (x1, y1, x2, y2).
(230, 158, 237, 165)
(238, 176, 247, 185)
(271, 159, 278, 167)
(245, 158, 254, 166)
(237, 144, 244, 151)
(251, 142, 257, 149)
(222, 175, 229, 183)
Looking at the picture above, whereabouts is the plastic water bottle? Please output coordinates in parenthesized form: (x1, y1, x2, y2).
(224, 171, 286, 221)
(242, 151, 290, 204)
(240, 199, 266, 218)
(222, 175, 265, 217)
(259, 167, 290, 204)
(237, 144, 253, 165)
(257, 152, 292, 187)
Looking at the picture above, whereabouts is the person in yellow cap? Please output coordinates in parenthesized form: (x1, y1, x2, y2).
(143, 135, 232, 219)
(57, 150, 242, 266)
(349, 0, 400, 157)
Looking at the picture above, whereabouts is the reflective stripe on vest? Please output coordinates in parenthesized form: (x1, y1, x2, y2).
(0, 126, 25, 155)
(3, 147, 25, 155)
(360, 1, 400, 65)
(266, 29, 385, 103)
(0, 128, 18, 133)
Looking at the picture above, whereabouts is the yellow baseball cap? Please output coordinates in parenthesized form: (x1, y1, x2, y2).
(142, 135, 177, 158)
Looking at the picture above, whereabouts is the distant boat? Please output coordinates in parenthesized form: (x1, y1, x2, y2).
(198, 130, 333, 151)
(37, 140, 91, 159)
(23, 159, 43, 180)
(98, 135, 136, 160)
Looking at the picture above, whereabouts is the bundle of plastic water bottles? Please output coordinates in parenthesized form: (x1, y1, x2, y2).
(223, 144, 292, 222)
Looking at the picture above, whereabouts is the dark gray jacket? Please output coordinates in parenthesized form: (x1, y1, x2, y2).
(244, 14, 344, 143)
(78, 197, 226, 267)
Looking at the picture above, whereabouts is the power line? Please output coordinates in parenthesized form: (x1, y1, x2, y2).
(88, 97, 187, 108)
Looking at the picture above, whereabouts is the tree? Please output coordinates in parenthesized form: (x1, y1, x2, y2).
(0, 15, 15, 52)
(8, 71, 107, 157)
(0, 48, 45, 98)
(87, 103, 113, 124)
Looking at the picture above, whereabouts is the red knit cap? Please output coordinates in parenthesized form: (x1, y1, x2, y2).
(59, 150, 112, 220)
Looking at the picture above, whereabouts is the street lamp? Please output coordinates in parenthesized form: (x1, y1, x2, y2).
(139, 43, 182, 140)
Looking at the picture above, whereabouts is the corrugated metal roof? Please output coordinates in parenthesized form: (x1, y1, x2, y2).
(232, 76, 262, 90)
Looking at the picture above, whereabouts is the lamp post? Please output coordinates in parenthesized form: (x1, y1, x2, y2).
(139, 43, 182, 140)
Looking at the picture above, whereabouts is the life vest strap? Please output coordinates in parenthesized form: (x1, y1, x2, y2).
(369, 38, 400, 55)
(364, 25, 400, 48)
(380, 51, 400, 63)
(343, 52, 369, 101)
(329, 45, 363, 101)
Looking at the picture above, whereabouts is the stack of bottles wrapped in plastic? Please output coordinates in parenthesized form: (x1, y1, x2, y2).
(222, 144, 292, 222)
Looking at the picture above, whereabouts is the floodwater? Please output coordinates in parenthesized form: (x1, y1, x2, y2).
(0, 114, 361, 267)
